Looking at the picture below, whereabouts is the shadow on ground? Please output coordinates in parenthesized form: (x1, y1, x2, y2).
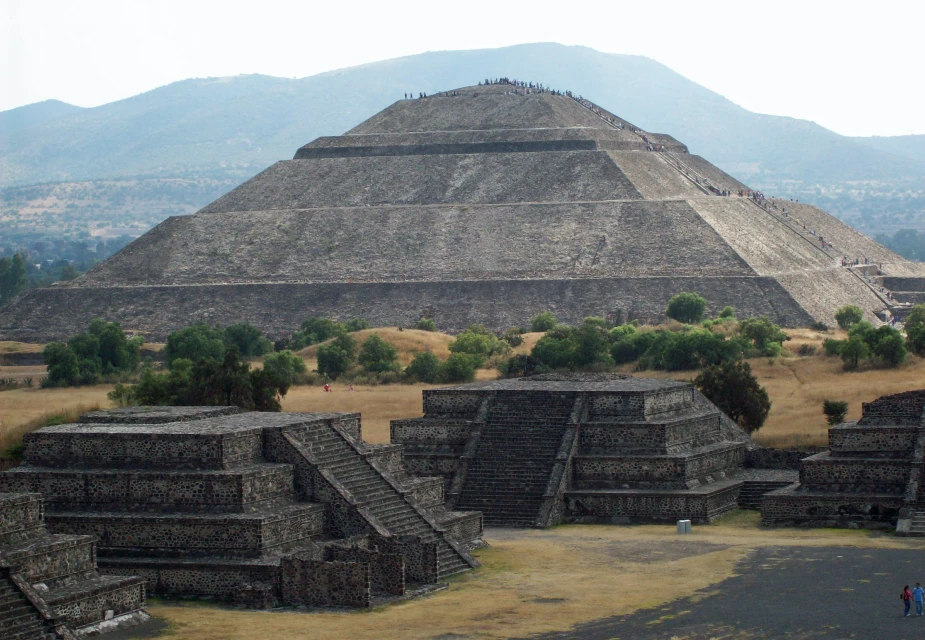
(523, 546, 921, 640)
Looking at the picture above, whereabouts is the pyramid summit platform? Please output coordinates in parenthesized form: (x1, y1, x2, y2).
(3, 81, 922, 341)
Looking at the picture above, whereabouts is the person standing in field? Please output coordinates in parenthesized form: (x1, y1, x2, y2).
(913, 583, 924, 615)
(902, 585, 912, 617)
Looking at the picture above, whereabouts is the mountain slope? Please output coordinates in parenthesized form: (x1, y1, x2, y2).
(853, 134, 925, 164)
(0, 99, 84, 138)
(2, 43, 923, 189)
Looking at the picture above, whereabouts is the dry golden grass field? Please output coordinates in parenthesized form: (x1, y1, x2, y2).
(144, 512, 925, 640)
(2, 328, 924, 450)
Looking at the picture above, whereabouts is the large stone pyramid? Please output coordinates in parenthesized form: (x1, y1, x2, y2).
(3, 82, 923, 340)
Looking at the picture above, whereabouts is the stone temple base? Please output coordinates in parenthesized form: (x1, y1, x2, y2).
(563, 478, 743, 524)
(761, 484, 902, 529)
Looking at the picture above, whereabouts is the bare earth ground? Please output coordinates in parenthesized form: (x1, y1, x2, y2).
(134, 512, 925, 640)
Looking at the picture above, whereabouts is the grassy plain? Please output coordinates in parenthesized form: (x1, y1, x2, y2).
(146, 512, 925, 640)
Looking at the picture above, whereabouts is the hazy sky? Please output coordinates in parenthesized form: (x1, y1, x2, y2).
(2, 0, 922, 137)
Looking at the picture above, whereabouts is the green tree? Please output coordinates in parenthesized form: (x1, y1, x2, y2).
(449, 325, 508, 367)
(738, 317, 790, 355)
(531, 325, 576, 369)
(43, 342, 80, 387)
(571, 320, 613, 368)
(405, 351, 441, 383)
(665, 292, 707, 324)
(719, 306, 736, 319)
(834, 305, 864, 330)
(498, 354, 542, 378)
(94, 321, 141, 373)
(415, 317, 437, 332)
(530, 311, 558, 333)
(315, 333, 356, 380)
(438, 353, 478, 383)
(822, 399, 849, 426)
(224, 323, 273, 357)
(0, 254, 28, 303)
(840, 335, 870, 370)
(261, 350, 307, 388)
(291, 317, 345, 349)
(164, 324, 225, 366)
(358, 334, 400, 373)
(905, 305, 925, 356)
(694, 360, 771, 434)
(344, 318, 370, 332)
(872, 327, 907, 367)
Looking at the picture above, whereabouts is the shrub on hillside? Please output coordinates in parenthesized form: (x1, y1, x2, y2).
(438, 353, 479, 383)
(497, 354, 542, 378)
(405, 351, 441, 383)
(840, 335, 869, 370)
(738, 317, 790, 357)
(42, 319, 142, 387)
(262, 350, 307, 387)
(415, 317, 437, 332)
(344, 318, 370, 332)
(448, 325, 510, 367)
(695, 360, 771, 434)
(290, 317, 345, 350)
(719, 306, 736, 319)
(500, 328, 524, 348)
(834, 305, 864, 330)
(358, 334, 400, 374)
(665, 292, 707, 324)
(822, 399, 849, 426)
(164, 323, 225, 366)
(906, 305, 925, 356)
(223, 323, 274, 357)
(530, 311, 558, 333)
(315, 333, 357, 380)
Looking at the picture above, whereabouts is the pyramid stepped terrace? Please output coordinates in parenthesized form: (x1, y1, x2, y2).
(2, 81, 922, 341)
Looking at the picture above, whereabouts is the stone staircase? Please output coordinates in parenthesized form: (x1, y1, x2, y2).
(0, 570, 52, 640)
(455, 393, 577, 527)
(738, 480, 796, 510)
(282, 422, 475, 579)
(0, 492, 146, 637)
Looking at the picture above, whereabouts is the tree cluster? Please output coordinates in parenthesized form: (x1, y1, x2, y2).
(43, 319, 143, 386)
(824, 307, 908, 370)
(0, 254, 28, 304)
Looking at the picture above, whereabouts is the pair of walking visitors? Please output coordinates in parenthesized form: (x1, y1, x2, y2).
(901, 583, 925, 616)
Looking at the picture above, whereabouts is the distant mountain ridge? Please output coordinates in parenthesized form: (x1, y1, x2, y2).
(0, 99, 84, 138)
(1, 43, 923, 241)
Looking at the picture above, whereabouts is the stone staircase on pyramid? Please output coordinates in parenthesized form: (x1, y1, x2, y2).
(0, 407, 481, 609)
(455, 393, 578, 527)
(0, 492, 147, 638)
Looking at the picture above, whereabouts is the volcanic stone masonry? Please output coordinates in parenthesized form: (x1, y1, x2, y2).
(3, 82, 924, 341)
(0, 406, 483, 612)
(391, 373, 776, 526)
(762, 390, 925, 533)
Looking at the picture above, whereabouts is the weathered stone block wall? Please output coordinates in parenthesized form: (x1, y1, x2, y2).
(828, 426, 918, 453)
(327, 547, 405, 596)
(422, 393, 483, 418)
(4, 536, 95, 585)
(577, 412, 721, 454)
(762, 486, 901, 529)
(390, 419, 473, 446)
(587, 388, 693, 418)
(565, 483, 741, 524)
(280, 556, 370, 608)
(51, 578, 147, 630)
(572, 445, 745, 489)
(372, 535, 438, 585)
(745, 447, 826, 469)
(0, 493, 43, 543)
(800, 453, 909, 493)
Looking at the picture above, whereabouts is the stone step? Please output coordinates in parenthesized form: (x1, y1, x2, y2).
(48, 502, 325, 558)
(0, 464, 297, 514)
(44, 573, 146, 632)
(0, 534, 97, 586)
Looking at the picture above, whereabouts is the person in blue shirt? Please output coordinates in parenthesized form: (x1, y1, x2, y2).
(913, 583, 924, 615)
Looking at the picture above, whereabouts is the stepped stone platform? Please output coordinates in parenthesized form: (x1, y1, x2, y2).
(0, 407, 482, 609)
(0, 492, 148, 638)
(391, 373, 754, 527)
(4, 82, 923, 342)
(762, 390, 925, 531)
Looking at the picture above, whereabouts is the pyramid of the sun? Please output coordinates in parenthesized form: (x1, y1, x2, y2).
(3, 82, 923, 341)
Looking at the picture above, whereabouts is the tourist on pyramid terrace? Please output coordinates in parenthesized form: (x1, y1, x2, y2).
(913, 583, 924, 615)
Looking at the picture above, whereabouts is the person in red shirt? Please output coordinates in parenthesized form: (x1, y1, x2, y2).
(902, 585, 913, 617)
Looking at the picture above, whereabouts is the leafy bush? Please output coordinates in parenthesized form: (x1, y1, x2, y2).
(43, 342, 80, 387)
(840, 335, 870, 370)
(810, 321, 829, 332)
(530, 311, 558, 333)
(796, 344, 817, 357)
(358, 334, 400, 374)
(415, 317, 437, 332)
(719, 306, 736, 319)
(665, 292, 707, 324)
(822, 399, 849, 426)
(223, 323, 273, 357)
(315, 333, 357, 380)
(906, 305, 925, 356)
(823, 338, 844, 356)
(438, 353, 479, 383)
(344, 318, 370, 332)
(164, 323, 225, 366)
(261, 350, 307, 388)
(497, 354, 542, 378)
(695, 360, 771, 433)
(290, 317, 345, 350)
(405, 351, 441, 383)
(42, 319, 142, 387)
(834, 305, 864, 329)
(738, 317, 790, 356)
(871, 327, 907, 367)
(500, 328, 524, 348)
(449, 325, 509, 367)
